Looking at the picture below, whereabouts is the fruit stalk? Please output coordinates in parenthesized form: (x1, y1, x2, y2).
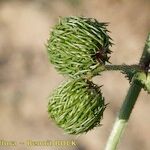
(105, 33, 150, 150)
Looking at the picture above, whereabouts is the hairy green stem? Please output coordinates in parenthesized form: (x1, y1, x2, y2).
(105, 64, 141, 72)
(105, 33, 150, 150)
(105, 81, 141, 150)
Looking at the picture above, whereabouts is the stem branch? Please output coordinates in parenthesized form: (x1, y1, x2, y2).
(105, 33, 150, 150)
(105, 64, 140, 72)
(105, 80, 141, 150)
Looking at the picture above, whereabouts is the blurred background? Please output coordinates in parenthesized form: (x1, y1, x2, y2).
(0, 0, 150, 150)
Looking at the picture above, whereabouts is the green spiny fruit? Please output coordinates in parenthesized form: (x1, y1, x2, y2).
(48, 78, 106, 134)
(47, 16, 112, 77)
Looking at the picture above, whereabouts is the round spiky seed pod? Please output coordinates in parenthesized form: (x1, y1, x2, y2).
(47, 16, 112, 77)
(48, 78, 106, 134)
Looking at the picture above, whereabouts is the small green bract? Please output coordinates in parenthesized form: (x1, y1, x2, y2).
(47, 16, 112, 77)
(48, 78, 106, 134)
(134, 72, 150, 93)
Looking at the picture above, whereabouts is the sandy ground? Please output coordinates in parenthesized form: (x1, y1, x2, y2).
(0, 0, 150, 150)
